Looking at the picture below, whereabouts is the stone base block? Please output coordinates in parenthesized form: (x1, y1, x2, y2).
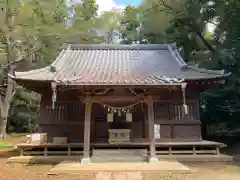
(149, 156, 159, 163)
(81, 157, 91, 164)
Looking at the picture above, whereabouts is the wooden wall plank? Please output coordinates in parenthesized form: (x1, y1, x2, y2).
(38, 98, 202, 142)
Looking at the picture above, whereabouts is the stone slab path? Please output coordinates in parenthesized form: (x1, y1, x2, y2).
(48, 160, 190, 176)
(95, 171, 143, 180)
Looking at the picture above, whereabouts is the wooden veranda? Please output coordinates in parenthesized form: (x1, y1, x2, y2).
(18, 140, 225, 157)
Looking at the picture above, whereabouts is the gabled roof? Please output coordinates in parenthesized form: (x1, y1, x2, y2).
(9, 44, 229, 85)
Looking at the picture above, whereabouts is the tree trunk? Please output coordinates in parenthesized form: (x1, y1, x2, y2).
(0, 118, 8, 139)
(0, 77, 15, 140)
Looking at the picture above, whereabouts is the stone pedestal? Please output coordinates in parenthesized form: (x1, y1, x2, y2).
(81, 157, 91, 164)
(149, 156, 159, 163)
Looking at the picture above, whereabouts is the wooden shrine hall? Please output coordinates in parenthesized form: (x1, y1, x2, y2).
(9, 44, 230, 164)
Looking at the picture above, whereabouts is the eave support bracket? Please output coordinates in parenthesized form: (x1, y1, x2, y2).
(51, 82, 57, 109)
(181, 83, 188, 114)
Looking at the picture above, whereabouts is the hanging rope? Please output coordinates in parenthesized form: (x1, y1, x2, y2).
(96, 99, 144, 112)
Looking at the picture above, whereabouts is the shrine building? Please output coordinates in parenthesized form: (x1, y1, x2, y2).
(9, 44, 230, 163)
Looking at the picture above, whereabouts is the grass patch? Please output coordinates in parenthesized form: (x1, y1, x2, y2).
(0, 142, 13, 149)
(9, 133, 28, 137)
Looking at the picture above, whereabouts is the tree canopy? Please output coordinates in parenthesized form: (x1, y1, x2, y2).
(0, 0, 240, 143)
(0, 0, 106, 137)
(120, 0, 240, 140)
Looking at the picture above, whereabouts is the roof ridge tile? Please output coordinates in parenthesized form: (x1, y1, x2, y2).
(61, 43, 177, 50)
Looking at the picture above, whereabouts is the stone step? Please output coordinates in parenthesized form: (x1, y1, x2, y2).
(91, 155, 148, 163)
(92, 149, 148, 156)
(95, 172, 143, 180)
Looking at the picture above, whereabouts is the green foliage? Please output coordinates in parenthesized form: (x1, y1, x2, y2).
(66, 0, 105, 44)
(8, 87, 40, 133)
(79, 0, 98, 21)
(1, 0, 240, 142)
(0, 0, 106, 135)
(98, 11, 122, 43)
(118, 0, 240, 142)
(120, 6, 141, 44)
(199, 0, 240, 139)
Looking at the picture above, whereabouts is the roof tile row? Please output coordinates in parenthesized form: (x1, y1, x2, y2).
(10, 44, 228, 85)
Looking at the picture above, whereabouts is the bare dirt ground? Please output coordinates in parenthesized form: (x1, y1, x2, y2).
(0, 134, 240, 180)
(0, 160, 240, 180)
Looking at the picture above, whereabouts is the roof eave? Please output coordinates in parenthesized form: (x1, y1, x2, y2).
(185, 72, 231, 81)
(8, 74, 52, 83)
(55, 82, 185, 86)
(185, 65, 227, 75)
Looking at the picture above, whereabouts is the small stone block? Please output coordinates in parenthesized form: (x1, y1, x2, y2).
(81, 157, 91, 164)
(149, 157, 159, 163)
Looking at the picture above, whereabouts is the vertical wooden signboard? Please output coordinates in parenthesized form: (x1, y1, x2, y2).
(154, 124, 160, 139)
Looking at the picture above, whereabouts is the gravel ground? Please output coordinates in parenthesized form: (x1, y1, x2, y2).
(0, 160, 54, 180)
(1, 136, 240, 180)
(145, 162, 240, 180)
(0, 159, 94, 180)
(0, 159, 240, 180)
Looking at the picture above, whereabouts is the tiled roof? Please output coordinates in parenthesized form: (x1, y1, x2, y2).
(9, 44, 229, 85)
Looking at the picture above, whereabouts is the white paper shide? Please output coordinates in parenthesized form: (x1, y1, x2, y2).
(154, 124, 160, 139)
(126, 113, 132, 122)
(107, 113, 114, 122)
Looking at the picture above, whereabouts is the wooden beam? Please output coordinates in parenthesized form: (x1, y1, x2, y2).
(58, 83, 183, 87)
(79, 95, 145, 102)
(78, 96, 198, 103)
(81, 97, 92, 164)
(147, 96, 158, 163)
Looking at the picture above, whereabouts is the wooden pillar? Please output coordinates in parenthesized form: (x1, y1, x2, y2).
(216, 147, 220, 155)
(81, 97, 92, 164)
(147, 96, 159, 163)
(20, 148, 24, 156)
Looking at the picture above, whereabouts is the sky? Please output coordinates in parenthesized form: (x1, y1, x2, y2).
(114, 0, 141, 6)
(95, 0, 142, 13)
(70, 0, 142, 14)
